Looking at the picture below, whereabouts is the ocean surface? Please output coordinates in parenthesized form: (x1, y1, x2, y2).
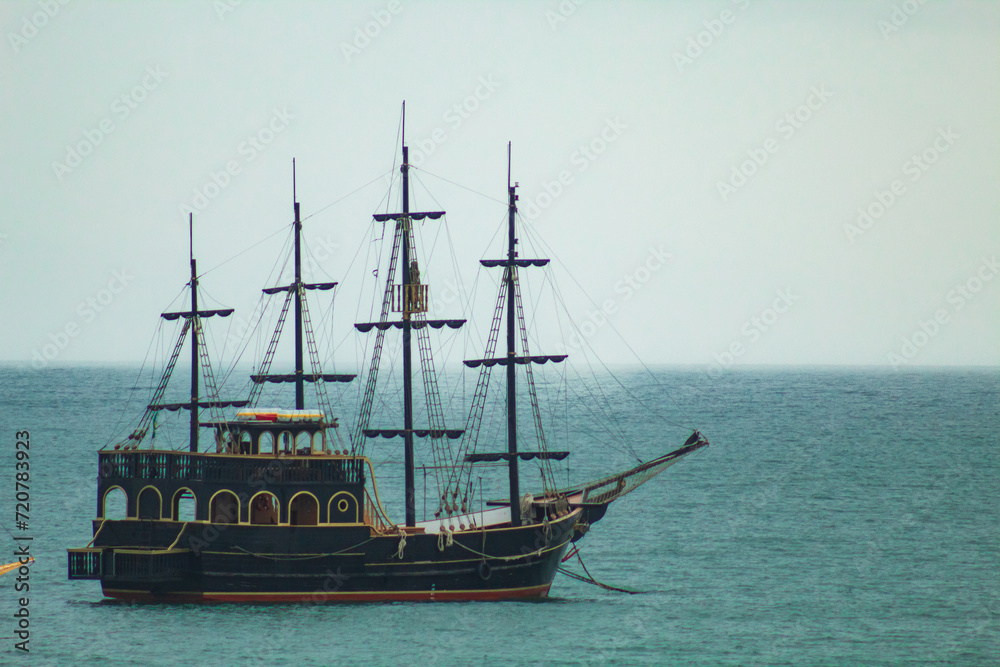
(0, 365, 997, 665)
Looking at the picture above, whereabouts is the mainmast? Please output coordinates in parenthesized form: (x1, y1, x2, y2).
(505, 144, 520, 525)
(355, 103, 465, 528)
(401, 135, 417, 527)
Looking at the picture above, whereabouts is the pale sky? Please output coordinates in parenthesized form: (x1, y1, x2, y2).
(1, 0, 997, 371)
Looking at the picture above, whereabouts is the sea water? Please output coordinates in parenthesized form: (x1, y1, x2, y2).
(0, 365, 996, 665)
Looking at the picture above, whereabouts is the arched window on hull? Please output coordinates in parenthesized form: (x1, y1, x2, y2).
(172, 488, 196, 522)
(102, 487, 127, 520)
(138, 487, 162, 520)
(289, 493, 318, 526)
(210, 491, 239, 524)
(250, 492, 279, 525)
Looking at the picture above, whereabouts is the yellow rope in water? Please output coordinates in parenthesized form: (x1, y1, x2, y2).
(0, 557, 33, 577)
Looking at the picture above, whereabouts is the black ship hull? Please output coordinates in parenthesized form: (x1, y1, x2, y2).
(70, 509, 580, 602)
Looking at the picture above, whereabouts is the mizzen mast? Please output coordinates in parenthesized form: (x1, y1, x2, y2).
(250, 160, 356, 421)
(135, 214, 247, 453)
(293, 162, 305, 409)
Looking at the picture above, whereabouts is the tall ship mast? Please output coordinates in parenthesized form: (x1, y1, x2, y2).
(67, 107, 709, 601)
(353, 106, 465, 528)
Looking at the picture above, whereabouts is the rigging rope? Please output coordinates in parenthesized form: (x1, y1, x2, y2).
(413, 166, 507, 206)
(233, 536, 378, 560)
(395, 528, 407, 559)
(557, 550, 643, 594)
(519, 215, 695, 430)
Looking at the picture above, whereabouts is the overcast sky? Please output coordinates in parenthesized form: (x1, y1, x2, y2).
(1, 0, 997, 372)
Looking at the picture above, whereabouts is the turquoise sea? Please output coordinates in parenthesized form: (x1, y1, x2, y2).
(0, 365, 997, 665)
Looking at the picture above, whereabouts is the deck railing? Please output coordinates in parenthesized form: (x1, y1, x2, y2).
(99, 451, 365, 485)
(363, 488, 394, 534)
(67, 548, 102, 580)
(68, 547, 190, 580)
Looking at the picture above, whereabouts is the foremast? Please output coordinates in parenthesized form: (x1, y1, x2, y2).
(459, 144, 569, 526)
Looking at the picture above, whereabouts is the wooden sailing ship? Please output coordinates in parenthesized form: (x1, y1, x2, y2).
(67, 110, 709, 601)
